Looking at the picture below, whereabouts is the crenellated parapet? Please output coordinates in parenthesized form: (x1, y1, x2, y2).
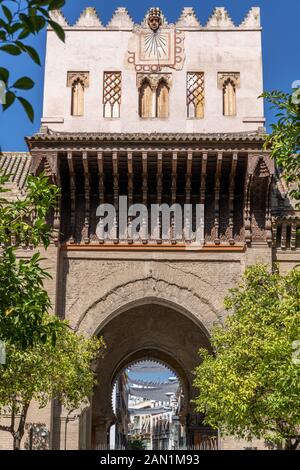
(49, 6, 261, 31)
(205, 7, 235, 29)
(107, 7, 134, 30)
(74, 7, 103, 29)
(176, 7, 201, 29)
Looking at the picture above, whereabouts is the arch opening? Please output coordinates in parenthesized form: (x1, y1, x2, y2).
(77, 301, 218, 450)
(110, 358, 186, 450)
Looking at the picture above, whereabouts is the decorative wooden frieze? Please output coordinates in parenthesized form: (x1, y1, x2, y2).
(53, 153, 61, 245)
(171, 152, 178, 243)
(183, 152, 193, 243)
(229, 153, 238, 244)
(244, 155, 255, 244)
(185, 152, 193, 204)
(214, 153, 223, 244)
(127, 152, 133, 243)
(171, 152, 177, 205)
(291, 223, 297, 250)
(265, 174, 273, 245)
(112, 152, 119, 243)
(127, 152, 133, 207)
(97, 152, 105, 205)
(82, 152, 90, 244)
(97, 152, 105, 244)
(281, 223, 287, 250)
(67, 152, 76, 243)
(200, 153, 207, 205)
(156, 152, 163, 243)
(142, 152, 148, 243)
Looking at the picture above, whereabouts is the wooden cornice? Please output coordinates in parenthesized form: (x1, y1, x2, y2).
(26, 131, 267, 150)
(62, 243, 246, 252)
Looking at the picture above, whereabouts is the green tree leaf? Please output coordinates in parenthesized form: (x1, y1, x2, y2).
(17, 96, 34, 122)
(0, 0, 66, 119)
(0, 44, 21, 55)
(0, 67, 9, 84)
(49, 0, 66, 10)
(13, 77, 34, 90)
(48, 19, 65, 42)
(2, 5, 12, 22)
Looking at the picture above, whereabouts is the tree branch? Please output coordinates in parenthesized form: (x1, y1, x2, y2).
(16, 402, 30, 441)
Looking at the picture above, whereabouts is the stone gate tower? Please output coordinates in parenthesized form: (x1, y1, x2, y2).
(1, 6, 299, 450)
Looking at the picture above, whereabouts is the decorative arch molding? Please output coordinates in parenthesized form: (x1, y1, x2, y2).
(137, 73, 172, 118)
(67, 71, 90, 88)
(67, 72, 90, 117)
(111, 350, 187, 392)
(137, 73, 172, 91)
(74, 276, 223, 338)
(109, 348, 190, 425)
(217, 72, 240, 90)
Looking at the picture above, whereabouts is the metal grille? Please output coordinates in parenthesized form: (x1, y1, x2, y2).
(103, 72, 122, 117)
(187, 72, 204, 118)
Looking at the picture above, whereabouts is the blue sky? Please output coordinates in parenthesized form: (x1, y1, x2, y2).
(128, 361, 177, 383)
(0, 0, 299, 151)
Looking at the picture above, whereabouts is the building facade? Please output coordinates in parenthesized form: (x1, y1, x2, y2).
(0, 6, 299, 450)
(126, 363, 185, 450)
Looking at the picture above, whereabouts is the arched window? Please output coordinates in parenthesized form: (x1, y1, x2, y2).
(187, 72, 204, 119)
(156, 79, 169, 118)
(67, 72, 89, 117)
(138, 74, 172, 119)
(139, 79, 153, 118)
(71, 79, 85, 116)
(103, 72, 122, 118)
(218, 72, 240, 117)
(223, 79, 236, 116)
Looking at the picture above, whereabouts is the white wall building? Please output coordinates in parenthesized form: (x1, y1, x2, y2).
(42, 6, 264, 135)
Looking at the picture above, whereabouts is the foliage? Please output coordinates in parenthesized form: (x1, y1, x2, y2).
(194, 265, 300, 450)
(128, 437, 147, 450)
(0, 172, 59, 247)
(0, 319, 105, 449)
(262, 90, 300, 203)
(0, 0, 66, 121)
(0, 172, 61, 348)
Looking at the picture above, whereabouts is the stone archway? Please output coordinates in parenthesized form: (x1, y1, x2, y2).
(74, 275, 223, 338)
(81, 301, 212, 449)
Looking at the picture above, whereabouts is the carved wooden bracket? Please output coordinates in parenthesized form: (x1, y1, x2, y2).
(30, 152, 58, 183)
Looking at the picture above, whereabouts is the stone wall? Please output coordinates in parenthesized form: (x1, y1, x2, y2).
(60, 250, 244, 335)
(42, 7, 264, 134)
